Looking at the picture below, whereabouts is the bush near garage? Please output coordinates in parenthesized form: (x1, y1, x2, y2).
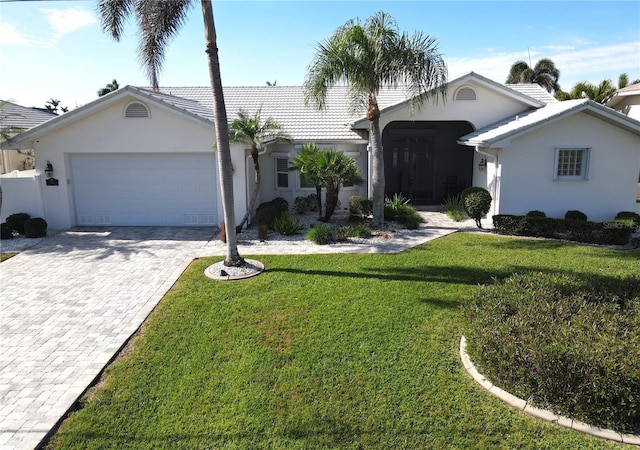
(464, 272, 640, 434)
(24, 217, 48, 238)
(1, 222, 14, 240)
(6, 212, 30, 235)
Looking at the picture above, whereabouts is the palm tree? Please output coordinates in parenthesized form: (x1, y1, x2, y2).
(315, 148, 363, 222)
(98, 0, 243, 266)
(506, 58, 561, 93)
(568, 79, 616, 103)
(98, 79, 120, 97)
(304, 11, 447, 226)
(290, 143, 324, 220)
(228, 108, 291, 231)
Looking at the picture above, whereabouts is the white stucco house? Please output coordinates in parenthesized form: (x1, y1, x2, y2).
(2, 72, 640, 229)
(605, 82, 640, 121)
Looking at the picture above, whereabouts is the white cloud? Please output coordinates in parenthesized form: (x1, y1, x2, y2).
(446, 41, 640, 89)
(42, 7, 97, 36)
(0, 22, 45, 46)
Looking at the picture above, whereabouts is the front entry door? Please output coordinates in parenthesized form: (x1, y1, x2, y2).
(386, 135, 435, 205)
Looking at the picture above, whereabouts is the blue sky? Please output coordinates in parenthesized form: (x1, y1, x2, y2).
(1, 0, 639, 109)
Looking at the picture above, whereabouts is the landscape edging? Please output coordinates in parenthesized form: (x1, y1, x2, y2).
(459, 336, 640, 446)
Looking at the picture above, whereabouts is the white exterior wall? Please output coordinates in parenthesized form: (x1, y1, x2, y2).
(257, 143, 368, 217)
(29, 97, 236, 229)
(496, 112, 640, 221)
(611, 96, 640, 121)
(377, 82, 535, 133)
(0, 170, 45, 223)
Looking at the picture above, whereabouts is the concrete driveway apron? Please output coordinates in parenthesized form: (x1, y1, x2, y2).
(0, 227, 214, 450)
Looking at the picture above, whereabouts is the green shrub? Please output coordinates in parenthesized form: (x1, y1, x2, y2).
(442, 194, 466, 222)
(492, 215, 633, 245)
(349, 196, 373, 219)
(6, 213, 30, 234)
(273, 215, 303, 236)
(24, 217, 47, 238)
(334, 226, 351, 242)
(385, 193, 410, 211)
(525, 210, 546, 218)
(255, 203, 282, 228)
(270, 197, 289, 215)
(615, 211, 640, 231)
(564, 210, 587, 221)
(293, 196, 310, 214)
(395, 205, 423, 229)
(349, 223, 372, 239)
(461, 187, 492, 228)
(1, 222, 14, 240)
(464, 272, 640, 434)
(306, 225, 334, 245)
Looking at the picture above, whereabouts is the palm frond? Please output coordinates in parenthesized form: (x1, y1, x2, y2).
(134, 0, 192, 90)
(97, 0, 134, 41)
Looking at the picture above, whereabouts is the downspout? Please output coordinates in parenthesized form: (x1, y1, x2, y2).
(475, 145, 499, 216)
(245, 144, 269, 226)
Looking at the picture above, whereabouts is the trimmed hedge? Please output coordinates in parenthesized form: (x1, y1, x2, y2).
(6, 213, 30, 234)
(464, 272, 640, 434)
(564, 210, 587, 221)
(461, 187, 492, 228)
(492, 214, 634, 245)
(349, 195, 373, 220)
(1, 222, 14, 240)
(24, 218, 47, 238)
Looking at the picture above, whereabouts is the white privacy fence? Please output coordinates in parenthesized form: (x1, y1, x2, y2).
(0, 170, 45, 223)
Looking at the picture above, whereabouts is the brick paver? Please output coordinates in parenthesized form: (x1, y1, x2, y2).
(0, 227, 213, 450)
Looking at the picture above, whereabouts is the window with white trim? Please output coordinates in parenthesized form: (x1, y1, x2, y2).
(554, 147, 590, 180)
(275, 158, 289, 188)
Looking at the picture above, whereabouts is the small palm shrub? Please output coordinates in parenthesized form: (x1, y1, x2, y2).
(465, 272, 640, 434)
(442, 194, 466, 222)
(6, 213, 30, 234)
(24, 218, 47, 238)
(564, 210, 587, 221)
(306, 225, 334, 245)
(273, 215, 303, 235)
(349, 196, 373, 220)
(461, 187, 492, 228)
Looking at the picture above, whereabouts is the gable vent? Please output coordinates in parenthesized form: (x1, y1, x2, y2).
(124, 102, 150, 118)
(455, 87, 477, 101)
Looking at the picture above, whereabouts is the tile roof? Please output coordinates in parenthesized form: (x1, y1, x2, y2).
(157, 86, 411, 141)
(458, 99, 640, 146)
(0, 101, 56, 131)
(505, 84, 558, 104)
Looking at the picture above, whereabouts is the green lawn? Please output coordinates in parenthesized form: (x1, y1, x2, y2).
(48, 233, 639, 449)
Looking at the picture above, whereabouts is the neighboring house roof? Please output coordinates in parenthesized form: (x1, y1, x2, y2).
(505, 84, 558, 104)
(604, 82, 640, 109)
(458, 98, 640, 148)
(0, 100, 56, 131)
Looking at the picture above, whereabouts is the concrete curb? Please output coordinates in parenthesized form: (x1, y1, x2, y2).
(459, 336, 640, 446)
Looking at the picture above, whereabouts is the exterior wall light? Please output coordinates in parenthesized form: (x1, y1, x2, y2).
(478, 158, 487, 171)
(45, 161, 54, 178)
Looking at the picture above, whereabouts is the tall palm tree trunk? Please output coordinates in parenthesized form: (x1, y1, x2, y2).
(201, 0, 243, 266)
(323, 183, 339, 222)
(237, 146, 260, 231)
(369, 99, 385, 226)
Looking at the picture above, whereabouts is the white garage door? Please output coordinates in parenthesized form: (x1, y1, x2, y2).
(71, 154, 217, 226)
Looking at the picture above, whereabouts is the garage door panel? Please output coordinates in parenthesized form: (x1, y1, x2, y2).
(71, 154, 217, 226)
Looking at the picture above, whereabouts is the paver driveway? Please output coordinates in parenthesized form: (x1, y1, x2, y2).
(0, 227, 214, 450)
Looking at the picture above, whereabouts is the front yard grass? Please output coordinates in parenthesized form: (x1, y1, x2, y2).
(47, 233, 639, 449)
